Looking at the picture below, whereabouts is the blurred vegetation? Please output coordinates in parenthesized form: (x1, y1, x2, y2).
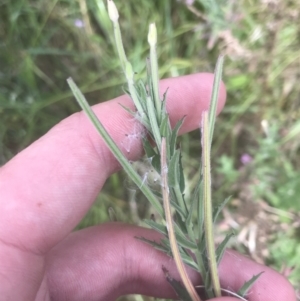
(1, 0, 299, 299)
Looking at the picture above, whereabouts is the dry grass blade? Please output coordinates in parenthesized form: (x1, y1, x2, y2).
(161, 138, 202, 301)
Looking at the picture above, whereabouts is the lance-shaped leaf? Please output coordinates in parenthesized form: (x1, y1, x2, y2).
(213, 196, 232, 224)
(162, 266, 194, 301)
(136, 236, 170, 254)
(144, 219, 198, 250)
(146, 95, 161, 150)
(216, 232, 235, 265)
(237, 272, 264, 297)
(208, 55, 224, 145)
(170, 116, 185, 157)
(168, 150, 188, 216)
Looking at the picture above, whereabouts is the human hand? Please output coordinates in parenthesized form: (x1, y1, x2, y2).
(0, 73, 296, 301)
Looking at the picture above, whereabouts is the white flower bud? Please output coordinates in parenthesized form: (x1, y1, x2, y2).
(148, 23, 157, 46)
(107, 0, 119, 22)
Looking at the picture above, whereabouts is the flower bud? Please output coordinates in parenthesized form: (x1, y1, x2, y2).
(107, 0, 119, 22)
(148, 23, 157, 46)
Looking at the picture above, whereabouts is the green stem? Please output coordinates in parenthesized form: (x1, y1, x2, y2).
(201, 111, 221, 297)
(161, 138, 202, 301)
(112, 20, 128, 73)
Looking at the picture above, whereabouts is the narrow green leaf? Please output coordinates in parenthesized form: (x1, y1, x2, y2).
(170, 117, 185, 156)
(162, 240, 199, 271)
(67, 78, 164, 217)
(168, 150, 180, 187)
(152, 154, 161, 174)
(170, 199, 188, 221)
(146, 95, 161, 150)
(197, 178, 204, 241)
(119, 102, 151, 131)
(144, 219, 167, 235)
(125, 61, 146, 118)
(237, 272, 264, 297)
(208, 55, 224, 145)
(136, 236, 170, 254)
(136, 79, 148, 111)
(186, 177, 200, 229)
(168, 150, 188, 216)
(176, 230, 197, 251)
(144, 219, 197, 250)
(216, 232, 235, 265)
(213, 196, 231, 224)
(160, 113, 170, 138)
(178, 151, 185, 193)
(160, 97, 168, 125)
(148, 23, 161, 121)
(142, 138, 157, 158)
(118, 102, 135, 116)
(162, 88, 169, 102)
(146, 57, 154, 101)
(162, 267, 194, 301)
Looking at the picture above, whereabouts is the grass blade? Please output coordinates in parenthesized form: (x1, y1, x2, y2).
(208, 55, 224, 145)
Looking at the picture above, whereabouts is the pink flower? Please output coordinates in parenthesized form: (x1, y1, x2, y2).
(74, 19, 84, 28)
(240, 153, 253, 165)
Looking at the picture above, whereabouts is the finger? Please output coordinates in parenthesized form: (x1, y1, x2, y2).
(43, 223, 296, 301)
(218, 249, 296, 301)
(0, 73, 226, 253)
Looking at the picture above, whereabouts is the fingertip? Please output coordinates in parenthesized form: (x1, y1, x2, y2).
(219, 250, 297, 301)
(160, 72, 226, 134)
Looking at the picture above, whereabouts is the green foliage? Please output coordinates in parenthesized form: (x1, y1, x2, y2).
(69, 2, 262, 300)
(269, 232, 300, 287)
(1, 0, 300, 299)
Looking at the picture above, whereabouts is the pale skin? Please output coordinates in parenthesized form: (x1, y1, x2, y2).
(0, 73, 296, 301)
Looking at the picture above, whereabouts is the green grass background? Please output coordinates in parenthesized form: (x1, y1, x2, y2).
(1, 0, 300, 299)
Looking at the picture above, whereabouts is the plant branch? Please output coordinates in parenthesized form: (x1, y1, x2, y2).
(161, 138, 202, 301)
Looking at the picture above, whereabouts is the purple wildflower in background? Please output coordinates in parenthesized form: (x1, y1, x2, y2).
(74, 19, 84, 28)
(240, 153, 253, 165)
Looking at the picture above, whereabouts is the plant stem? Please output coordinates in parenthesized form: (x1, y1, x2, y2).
(107, 0, 128, 72)
(201, 111, 221, 297)
(161, 138, 202, 301)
